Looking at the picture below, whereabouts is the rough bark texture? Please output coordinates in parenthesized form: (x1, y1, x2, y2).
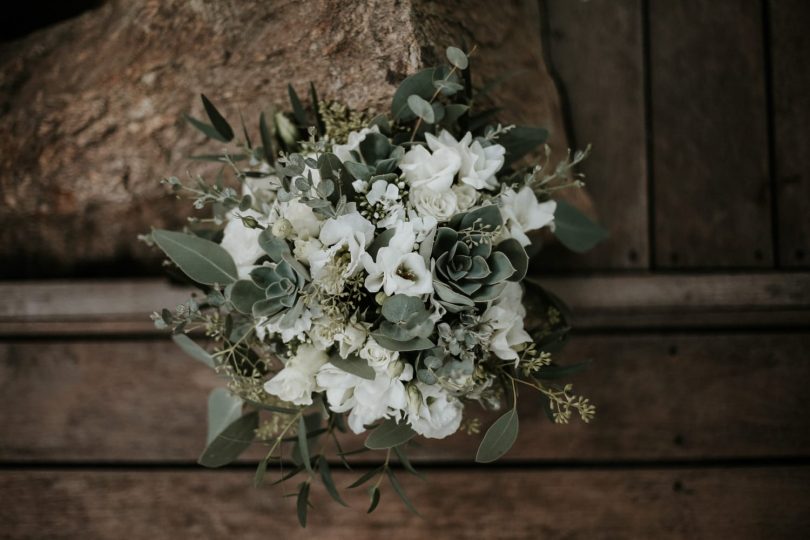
(0, 0, 581, 278)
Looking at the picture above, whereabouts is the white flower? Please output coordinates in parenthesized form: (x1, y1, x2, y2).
(453, 183, 479, 212)
(500, 185, 556, 247)
(319, 210, 375, 249)
(336, 317, 369, 359)
(482, 282, 531, 362)
(292, 237, 323, 265)
(311, 210, 375, 286)
(278, 199, 322, 240)
(358, 338, 399, 370)
(362, 222, 433, 296)
(426, 130, 504, 190)
(366, 180, 406, 229)
(220, 211, 266, 279)
(263, 344, 327, 406)
(407, 382, 463, 439)
(410, 186, 458, 222)
(332, 126, 380, 163)
(406, 210, 438, 243)
(399, 144, 461, 191)
(316, 361, 413, 434)
(256, 308, 313, 343)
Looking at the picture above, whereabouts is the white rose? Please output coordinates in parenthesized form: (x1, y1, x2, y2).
(453, 183, 479, 212)
(220, 211, 266, 280)
(332, 126, 380, 163)
(482, 282, 531, 362)
(500, 185, 556, 247)
(278, 199, 322, 240)
(263, 344, 327, 406)
(426, 130, 505, 190)
(337, 318, 369, 359)
(359, 338, 399, 370)
(399, 144, 461, 191)
(410, 187, 458, 222)
(292, 237, 323, 265)
(407, 382, 463, 439)
(312, 210, 376, 281)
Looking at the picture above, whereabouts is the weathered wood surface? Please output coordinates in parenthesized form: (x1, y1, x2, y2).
(2, 274, 807, 336)
(2, 333, 808, 462)
(650, 1, 772, 268)
(769, 0, 810, 268)
(1, 468, 808, 539)
(0, 0, 586, 279)
(541, 0, 648, 270)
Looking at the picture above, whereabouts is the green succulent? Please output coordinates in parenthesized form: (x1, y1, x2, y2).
(432, 205, 528, 312)
(228, 230, 309, 328)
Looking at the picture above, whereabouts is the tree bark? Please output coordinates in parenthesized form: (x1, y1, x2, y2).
(0, 0, 588, 278)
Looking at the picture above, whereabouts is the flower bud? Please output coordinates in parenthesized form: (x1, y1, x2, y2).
(271, 217, 293, 239)
(375, 291, 387, 305)
(387, 360, 405, 379)
(240, 215, 262, 229)
(407, 384, 422, 415)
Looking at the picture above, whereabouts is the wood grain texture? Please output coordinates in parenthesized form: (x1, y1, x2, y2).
(769, 0, 810, 267)
(541, 0, 649, 270)
(2, 333, 808, 462)
(650, 0, 772, 268)
(3, 274, 808, 336)
(1, 468, 808, 539)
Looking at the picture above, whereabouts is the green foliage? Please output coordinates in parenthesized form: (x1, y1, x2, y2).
(367, 486, 381, 513)
(496, 125, 549, 167)
(152, 229, 238, 285)
(446, 46, 469, 70)
(391, 67, 439, 121)
(475, 408, 519, 463)
(372, 295, 434, 352)
(553, 200, 608, 253)
(296, 482, 310, 527)
(407, 94, 435, 123)
(365, 419, 417, 450)
(198, 410, 258, 468)
(329, 354, 375, 380)
(206, 388, 243, 445)
(387, 469, 420, 516)
(201, 94, 235, 142)
(319, 459, 348, 507)
(171, 334, 216, 369)
(229, 280, 265, 315)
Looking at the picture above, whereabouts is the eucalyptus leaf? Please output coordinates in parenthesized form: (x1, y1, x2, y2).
(553, 200, 608, 253)
(206, 388, 243, 445)
(446, 46, 469, 69)
(393, 445, 424, 479)
(407, 94, 435, 123)
(153, 229, 238, 285)
(365, 419, 417, 450)
(391, 68, 438, 121)
(371, 333, 434, 352)
(201, 94, 235, 142)
(475, 408, 519, 463)
(381, 294, 427, 323)
(347, 466, 383, 489)
(172, 334, 215, 369)
(497, 125, 549, 167)
(329, 355, 375, 381)
(198, 410, 258, 468)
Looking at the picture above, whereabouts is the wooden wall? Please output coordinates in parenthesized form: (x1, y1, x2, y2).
(1, 0, 810, 538)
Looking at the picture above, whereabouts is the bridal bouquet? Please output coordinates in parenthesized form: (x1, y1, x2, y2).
(147, 46, 605, 525)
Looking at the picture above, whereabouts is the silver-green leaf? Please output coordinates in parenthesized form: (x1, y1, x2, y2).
(365, 419, 417, 450)
(553, 200, 608, 253)
(475, 408, 519, 463)
(152, 229, 238, 285)
(407, 94, 435, 123)
(198, 410, 258, 468)
(172, 333, 215, 369)
(329, 355, 375, 381)
(446, 46, 469, 70)
(206, 388, 243, 445)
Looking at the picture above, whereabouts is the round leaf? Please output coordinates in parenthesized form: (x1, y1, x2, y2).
(407, 94, 435, 123)
(446, 46, 469, 70)
(152, 229, 238, 285)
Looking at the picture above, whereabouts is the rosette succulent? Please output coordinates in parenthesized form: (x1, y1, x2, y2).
(229, 230, 309, 327)
(432, 205, 528, 311)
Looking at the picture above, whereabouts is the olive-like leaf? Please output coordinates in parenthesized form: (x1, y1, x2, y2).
(296, 482, 310, 528)
(152, 229, 238, 285)
(319, 459, 348, 507)
(367, 486, 381, 513)
(259, 111, 274, 163)
(387, 469, 420, 516)
(201, 94, 234, 141)
(475, 408, 519, 463)
(553, 200, 608, 253)
(198, 411, 258, 468)
(184, 114, 229, 142)
(171, 334, 215, 369)
(365, 419, 417, 450)
(297, 415, 313, 473)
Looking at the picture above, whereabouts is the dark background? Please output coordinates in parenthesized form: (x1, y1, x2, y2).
(0, 1, 808, 538)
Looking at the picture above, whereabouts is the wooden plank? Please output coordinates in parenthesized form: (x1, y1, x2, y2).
(2, 274, 808, 336)
(2, 333, 808, 462)
(542, 0, 649, 270)
(769, 0, 810, 267)
(1, 468, 808, 539)
(650, 1, 772, 268)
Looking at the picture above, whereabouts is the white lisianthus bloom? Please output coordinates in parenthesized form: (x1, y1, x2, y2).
(362, 222, 433, 296)
(426, 130, 505, 190)
(311, 210, 376, 287)
(358, 338, 399, 370)
(332, 126, 380, 163)
(278, 199, 322, 240)
(315, 362, 413, 434)
(336, 317, 369, 359)
(256, 308, 313, 343)
(399, 144, 461, 191)
(481, 282, 532, 362)
(453, 183, 479, 212)
(500, 185, 556, 247)
(263, 344, 327, 406)
(407, 382, 463, 439)
(410, 186, 458, 222)
(220, 210, 267, 279)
